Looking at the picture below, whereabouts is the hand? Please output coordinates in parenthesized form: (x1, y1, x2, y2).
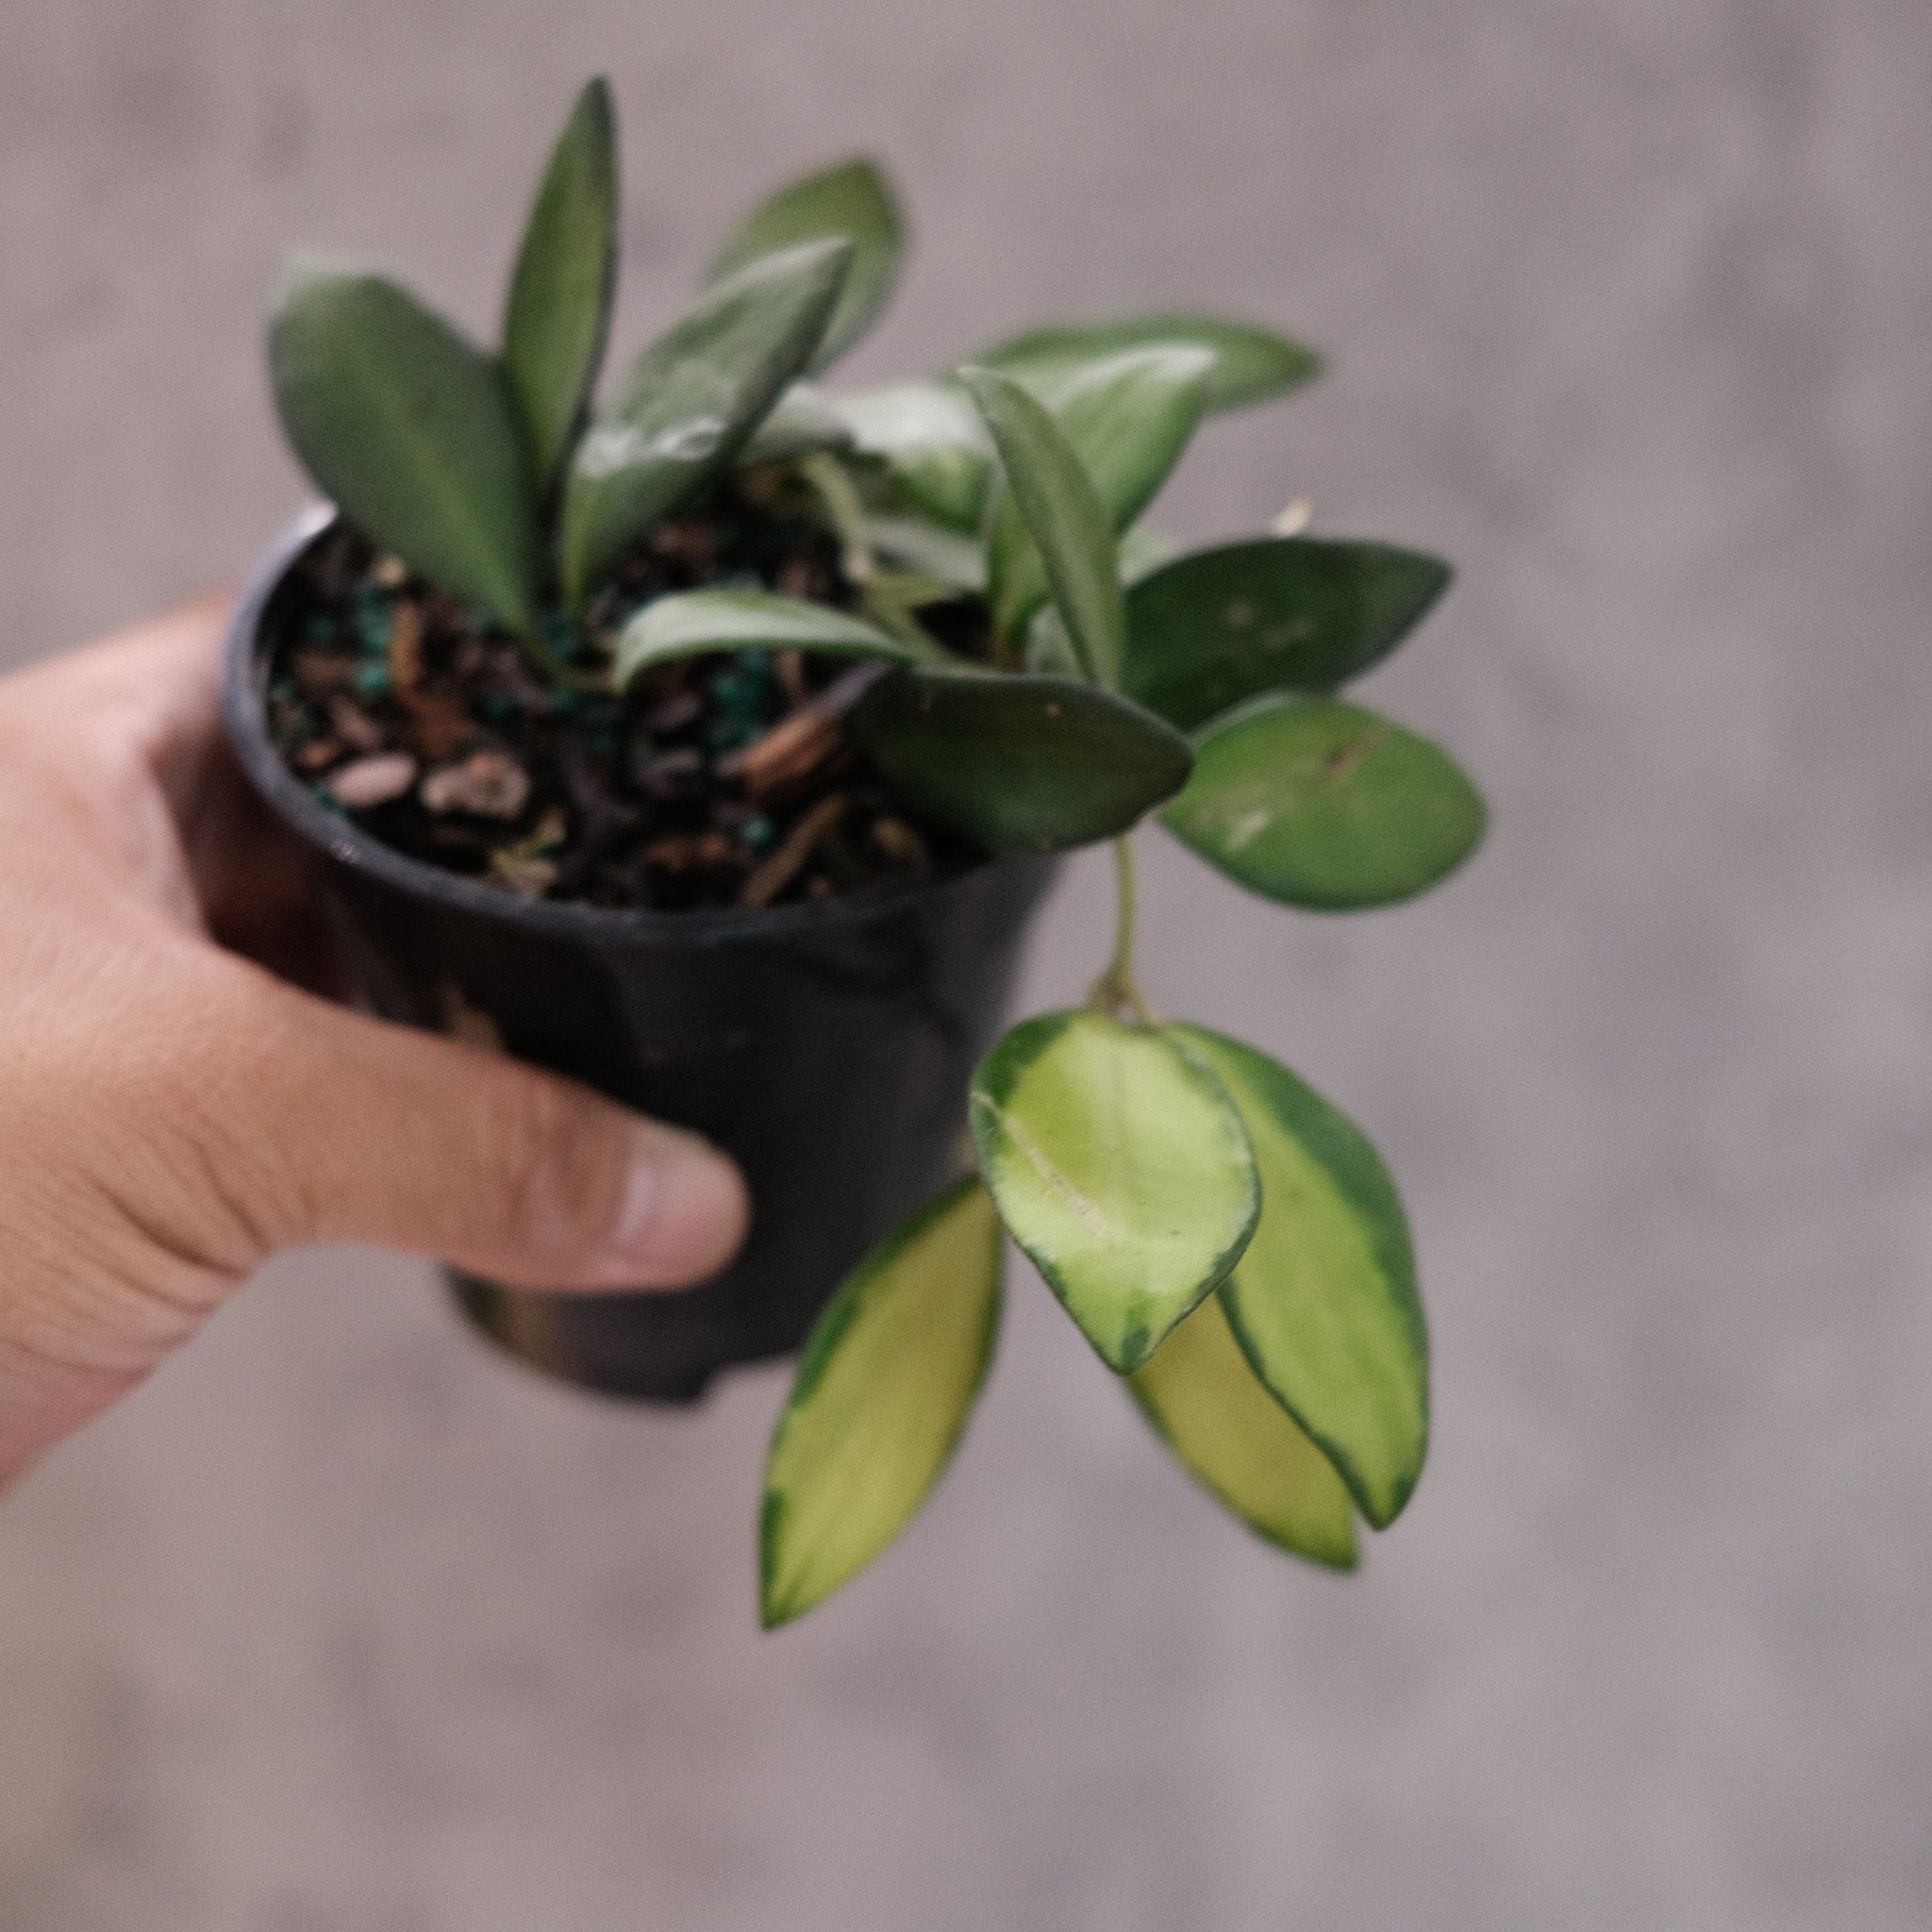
(0, 595, 749, 1485)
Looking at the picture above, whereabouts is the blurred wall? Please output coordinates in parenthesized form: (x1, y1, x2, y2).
(2, 1, 1930, 1926)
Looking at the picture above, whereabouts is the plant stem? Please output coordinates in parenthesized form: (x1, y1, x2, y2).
(860, 580, 953, 660)
(799, 453, 875, 585)
(514, 625, 607, 693)
(795, 453, 961, 661)
(1088, 835, 1156, 1024)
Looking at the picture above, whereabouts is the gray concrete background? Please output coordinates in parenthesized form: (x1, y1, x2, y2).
(2, 0, 1929, 1924)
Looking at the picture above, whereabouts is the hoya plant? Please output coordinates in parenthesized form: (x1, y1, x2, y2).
(268, 78, 1483, 1626)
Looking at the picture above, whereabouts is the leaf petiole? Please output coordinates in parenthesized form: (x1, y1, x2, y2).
(1087, 834, 1155, 1024)
(799, 451, 875, 583)
(798, 452, 962, 660)
(512, 620, 608, 693)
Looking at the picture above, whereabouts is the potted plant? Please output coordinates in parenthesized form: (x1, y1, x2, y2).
(225, 77, 1484, 1625)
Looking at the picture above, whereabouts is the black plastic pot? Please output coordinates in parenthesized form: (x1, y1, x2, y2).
(224, 510, 1056, 1402)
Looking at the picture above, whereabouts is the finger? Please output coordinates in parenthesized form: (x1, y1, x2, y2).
(203, 970, 751, 1291)
(7, 593, 340, 987)
(183, 734, 343, 993)
(8, 590, 235, 790)
(0, 592, 240, 929)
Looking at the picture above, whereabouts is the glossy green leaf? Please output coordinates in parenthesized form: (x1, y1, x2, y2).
(959, 366, 1124, 683)
(1024, 536, 1176, 674)
(973, 312, 1321, 412)
(761, 1176, 1002, 1627)
(970, 1012, 1259, 1373)
(866, 515, 986, 591)
(613, 589, 934, 687)
(838, 380, 991, 529)
(1164, 694, 1486, 909)
(1129, 1292, 1357, 1567)
(1169, 1024, 1426, 1527)
(1045, 345, 1213, 529)
(983, 347, 1212, 645)
(270, 262, 539, 633)
(737, 382, 854, 465)
(1124, 538, 1454, 731)
(853, 667, 1192, 854)
(501, 77, 619, 493)
(558, 238, 852, 605)
(1023, 606, 1081, 678)
(707, 157, 905, 369)
(1118, 523, 1180, 584)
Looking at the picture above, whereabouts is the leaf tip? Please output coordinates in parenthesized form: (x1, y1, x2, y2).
(1311, 1529, 1360, 1573)
(269, 252, 359, 321)
(824, 151, 902, 208)
(756, 1485, 803, 1630)
(757, 1557, 811, 1631)
(757, 1572, 812, 1631)
(953, 361, 1007, 408)
(578, 72, 616, 125)
(1356, 1459, 1424, 1533)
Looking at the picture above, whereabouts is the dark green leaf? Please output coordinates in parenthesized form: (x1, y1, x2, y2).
(1163, 694, 1486, 908)
(983, 347, 1211, 643)
(501, 77, 619, 493)
(973, 312, 1321, 412)
(737, 382, 854, 465)
(761, 1176, 1002, 1627)
(558, 238, 852, 605)
(613, 589, 935, 687)
(270, 261, 539, 633)
(838, 380, 991, 529)
(1168, 1024, 1427, 1527)
(1124, 537, 1453, 731)
(959, 366, 1124, 682)
(707, 157, 905, 369)
(853, 666, 1192, 854)
(971, 1011, 1259, 1374)
(1129, 1292, 1357, 1566)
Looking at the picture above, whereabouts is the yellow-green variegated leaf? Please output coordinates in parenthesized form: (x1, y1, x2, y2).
(761, 1177, 1003, 1628)
(970, 1012, 1259, 1373)
(1169, 1024, 1427, 1527)
(1130, 1292, 1357, 1568)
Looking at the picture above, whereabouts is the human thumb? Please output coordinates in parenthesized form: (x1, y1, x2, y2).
(226, 975, 750, 1291)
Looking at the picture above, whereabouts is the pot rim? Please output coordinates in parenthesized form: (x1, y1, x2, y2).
(224, 506, 1020, 947)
